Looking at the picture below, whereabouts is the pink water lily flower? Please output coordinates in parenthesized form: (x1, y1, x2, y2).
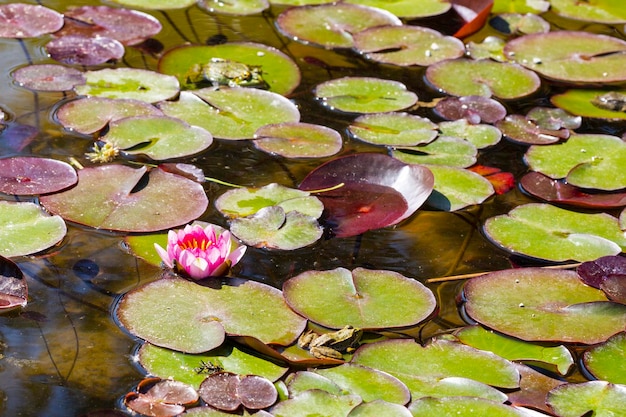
(155, 224, 246, 280)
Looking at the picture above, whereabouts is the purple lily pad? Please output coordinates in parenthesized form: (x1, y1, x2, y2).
(56, 6, 162, 46)
(0, 255, 27, 311)
(0, 156, 77, 195)
(46, 35, 125, 66)
(0, 123, 38, 152)
(578, 255, 626, 304)
(39, 165, 208, 232)
(125, 377, 198, 417)
(299, 153, 434, 238)
(0, 4, 64, 38)
(12, 65, 85, 92)
(198, 372, 277, 411)
(497, 114, 569, 145)
(434, 96, 507, 124)
(520, 171, 626, 209)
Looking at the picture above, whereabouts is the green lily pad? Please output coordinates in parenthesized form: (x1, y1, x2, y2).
(353, 25, 464, 67)
(75, 68, 180, 103)
(408, 397, 527, 417)
(463, 268, 626, 344)
(547, 381, 626, 417)
(467, 36, 507, 62)
(490, 13, 550, 35)
(423, 165, 495, 211)
(138, 342, 288, 389)
(392, 137, 477, 168)
(348, 113, 438, 147)
(352, 338, 519, 400)
(315, 77, 418, 114)
(283, 267, 436, 329)
(551, 89, 626, 120)
(116, 276, 307, 353)
(55, 97, 163, 135)
(216, 183, 323, 219)
(110, 0, 196, 9)
(504, 31, 626, 84)
(0, 201, 66, 258)
(253, 122, 342, 158)
(39, 165, 208, 232)
(582, 332, 626, 384)
(158, 42, 300, 96)
(492, 0, 549, 14)
(549, 0, 626, 24)
(455, 325, 574, 375)
(271, 390, 361, 417)
(524, 134, 626, 191)
(287, 371, 345, 397)
(348, 400, 412, 417)
(484, 203, 626, 262)
(276, 3, 401, 49)
(438, 120, 502, 149)
(102, 115, 213, 160)
(345, 0, 450, 18)
(230, 206, 323, 250)
(159, 89, 300, 140)
(197, 0, 269, 15)
(425, 58, 541, 99)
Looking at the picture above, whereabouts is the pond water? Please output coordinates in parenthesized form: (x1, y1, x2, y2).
(0, 1, 625, 416)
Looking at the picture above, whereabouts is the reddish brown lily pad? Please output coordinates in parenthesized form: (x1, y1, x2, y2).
(46, 35, 125, 66)
(0, 4, 64, 38)
(0, 156, 77, 195)
(125, 377, 198, 417)
(198, 372, 277, 411)
(0, 255, 27, 311)
(12, 65, 85, 92)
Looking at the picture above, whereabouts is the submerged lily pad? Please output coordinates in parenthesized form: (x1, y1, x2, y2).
(0, 4, 64, 38)
(462, 268, 626, 344)
(0, 201, 67, 258)
(0, 255, 27, 310)
(39, 165, 208, 232)
(348, 113, 438, 147)
(102, 115, 213, 160)
(504, 31, 626, 84)
(283, 267, 436, 329)
(299, 153, 434, 237)
(524, 134, 626, 191)
(582, 332, 626, 384)
(315, 77, 418, 114)
(547, 381, 626, 417)
(159, 89, 300, 140)
(276, 3, 401, 49)
(75, 68, 180, 103)
(253, 122, 342, 158)
(116, 276, 307, 353)
(484, 203, 626, 262)
(426, 58, 541, 99)
(12, 64, 85, 92)
(0, 156, 77, 195)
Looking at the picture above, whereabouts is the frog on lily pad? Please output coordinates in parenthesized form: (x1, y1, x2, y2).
(184, 57, 269, 89)
(298, 325, 363, 360)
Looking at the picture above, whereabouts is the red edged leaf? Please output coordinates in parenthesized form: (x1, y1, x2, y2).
(468, 165, 515, 195)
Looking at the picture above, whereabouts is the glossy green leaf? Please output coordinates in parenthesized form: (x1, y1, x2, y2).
(287, 371, 345, 397)
(525, 134, 626, 191)
(348, 400, 412, 417)
(315, 77, 418, 114)
(158, 42, 300, 96)
(547, 381, 626, 417)
(583, 332, 626, 384)
(490, 13, 550, 35)
(438, 120, 502, 149)
(74, 68, 179, 103)
(110, 0, 196, 9)
(0, 201, 66, 258)
(40, 165, 208, 233)
(455, 325, 574, 375)
(424, 165, 495, 211)
(484, 203, 626, 262)
(283, 267, 436, 329)
(551, 89, 626, 120)
(348, 113, 437, 147)
(392, 137, 477, 168)
(408, 397, 527, 417)
(425, 59, 540, 99)
(102, 115, 213, 160)
(504, 31, 626, 83)
(492, 0, 549, 14)
(159, 89, 300, 140)
(344, 0, 450, 18)
(138, 342, 288, 389)
(352, 338, 518, 400)
(216, 183, 323, 219)
(116, 276, 307, 353)
(463, 268, 626, 344)
(271, 390, 361, 417)
(549, 0, 626, 24)
(253, 122, 342, 158)
(197, 0, 269, 15)
(229, 206, 323, 250)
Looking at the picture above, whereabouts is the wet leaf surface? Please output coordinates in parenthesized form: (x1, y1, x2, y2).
(345, 0, 451, 18)
(46, 35, 125, 66)
(551, 89, 626, 120)
(348, 113, 438, 147)
(392, 136, 478, 167)
(197, 0, 269, 15)
(434, 95, 507, 124)
(547, 381, 626, 417)
(408, 396, 526, 417)
(125, 377, 198, 417)
(253, 122, 342, 158)
(438, 120, 502, 149)
(577, 255, 626, 303)
(0, 156, 77, 195)
(582, 332, 626, 384)
(0, 4, 63, 38)
(12, 64, 85, 92)
(198, 372, 277, 411)
(0, 255, 27, 310)
(423, 164, 494, 211)
(497, 114, 569, 145)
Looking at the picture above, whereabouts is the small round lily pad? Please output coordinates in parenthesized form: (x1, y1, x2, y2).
(12, 64, 85, 92)
(0, 156, 77, 195)
(348, 113, 437, 147)
(253, 122, 342, 158)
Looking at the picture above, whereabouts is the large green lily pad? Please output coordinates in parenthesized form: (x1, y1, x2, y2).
(344, 0, 450, 18)
(408, 397, 527, 417)
(158, 42, 300, 96)
(102, 115, 213, 160)
(547, 381, 626, 417)
(270, 390, 361, 417)
(425, 59, 540, 99)
(463, 268, 626, 344)
(0, 201, 66, 258)
(582, 332, 626, 384)
(551, 89, 626, 121)
(504, 31, 626, 84)
(352, 338, 519, 400)
(484, 203, 626, 262)
(159, 89, 300, 140)
(524, 134, 626, 191)
(283, 267, 436, 329)
(116, 276, 307, 354)
(549, 0, 626, 24)
(39, 165, 208, 232)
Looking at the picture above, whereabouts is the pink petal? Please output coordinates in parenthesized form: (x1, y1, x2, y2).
(154, 243, 173, 268)
(227, 244, 247, 266)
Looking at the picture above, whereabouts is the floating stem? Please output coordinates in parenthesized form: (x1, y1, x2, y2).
(426, 263, 582, 283)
